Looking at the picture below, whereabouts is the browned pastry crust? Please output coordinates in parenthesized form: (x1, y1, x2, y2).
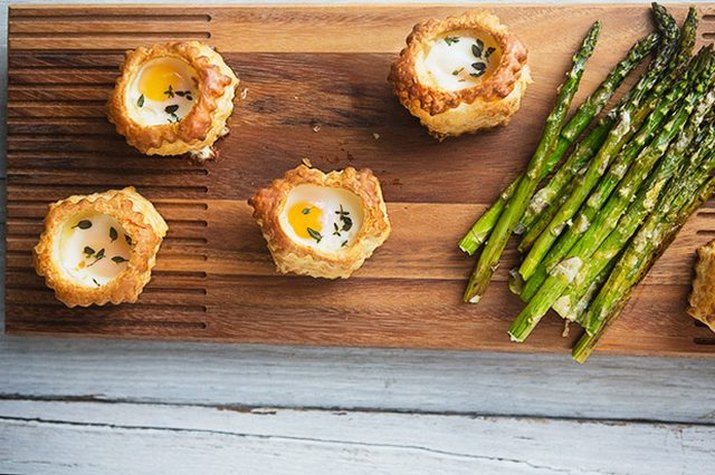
(249, 165, 391, 279)
(33, 187, 168, 308)
(688, 239, 715, 332)
(107, 41, 239, 157)
(388, 10, 531, 139)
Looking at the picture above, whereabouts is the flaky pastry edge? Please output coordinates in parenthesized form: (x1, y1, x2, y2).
(248, 165, 391, 279)
(33, 187, 169, 308)
(388, 10, 530, 138)
(107, 41, 239, 157)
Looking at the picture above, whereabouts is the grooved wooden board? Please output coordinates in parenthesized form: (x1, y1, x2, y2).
(6, 3, 715, 357)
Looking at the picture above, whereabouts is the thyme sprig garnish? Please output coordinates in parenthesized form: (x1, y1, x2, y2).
(471, 62, 487, 78)
(165, 104, 180, 123)
(175, 90, 194, 101)
(164, 85, 193, 101)
(469, 39, 491, 78)
(86, 248, 106, 268)
(73, 219, 92, 230)
(444, 37, 460, 46)
(92, 278, 101, 287)
(472, 41, 484, 58)
(335, 204, 353, 232)
(333, 222, 341, 236)
(307, 227, 323, 243)
(452, 67, 465, 76)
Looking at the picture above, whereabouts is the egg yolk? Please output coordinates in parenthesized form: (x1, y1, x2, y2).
(138, 62, 184, 102)
(287, 201, 323, 240)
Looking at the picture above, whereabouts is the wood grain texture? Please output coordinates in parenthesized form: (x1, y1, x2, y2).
(1, 400, 714, 474)
(3, 335, 715, 423)
(5, 3, 715, 357)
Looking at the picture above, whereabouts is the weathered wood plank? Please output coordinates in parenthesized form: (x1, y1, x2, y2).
(2, 336, 715, 424)
(1, 400, 713, 474)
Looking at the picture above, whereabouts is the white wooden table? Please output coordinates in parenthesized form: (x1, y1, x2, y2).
(1, 1, 714, 473)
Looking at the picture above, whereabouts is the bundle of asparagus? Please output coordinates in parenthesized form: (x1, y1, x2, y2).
(458, 4, 715, 362)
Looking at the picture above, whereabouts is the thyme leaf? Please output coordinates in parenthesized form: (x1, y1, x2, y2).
(137, 94, 145, 108)
(307, 227, 322, 243)
(444, 37, 460, 46)
(83, 246, 95, 257)
(164, 85, 175, 98)
(92, 278, 101, 287)
(471, 62, 487, 77)
(125, 234, 133, 246)
(86, 248, 106, 268)
(109, 227, 118, 242)
(73, 220, 92, 230)
(302, 207, 311, 215)
(112, 256, 128, 264)
(165, 104, 179, 115)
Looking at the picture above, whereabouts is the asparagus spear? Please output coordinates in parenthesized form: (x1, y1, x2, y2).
(462, 23, 601, 303)
(557, 119, 715, 320)
(582, 125, 715, 336)
(518, 6, 694, 246)
(519, 48, 711, 300)
(457, 32, 660, 256)
(519, 40, 708, 290)
(574, 154, 715, 363)
(508, 60, 715, 342)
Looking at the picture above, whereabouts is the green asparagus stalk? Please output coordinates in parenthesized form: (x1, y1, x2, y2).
(457, 32, 660, 256)
(508, 60, 715, 342)
(519, 48, 711, 300)
(517, 6, 694, 250)
(557, 119, 715, 321)
(462, 23, 601, 303)
(574, 156, 715, 363)
(582, 128, 715, 336)
(566, 258, 617, 324)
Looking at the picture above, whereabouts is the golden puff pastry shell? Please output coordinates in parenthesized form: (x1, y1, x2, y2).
(389, 10, 531, 140)
(107, 41, 239, 157)
(688, 239, 715, 332)
(249, 165, 391, 279)
(33, 187, 168, 308)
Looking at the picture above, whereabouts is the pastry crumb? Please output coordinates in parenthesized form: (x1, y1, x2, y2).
(301, 158, 313, 168)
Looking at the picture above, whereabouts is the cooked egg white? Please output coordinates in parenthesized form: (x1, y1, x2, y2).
(418, 33, 500, 91)
(59, 213, 133, 287)
(279, 185, 364, 252)
(126, 58, 199, 126)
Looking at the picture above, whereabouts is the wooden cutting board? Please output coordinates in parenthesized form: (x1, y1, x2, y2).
(6, 3, 715, 357)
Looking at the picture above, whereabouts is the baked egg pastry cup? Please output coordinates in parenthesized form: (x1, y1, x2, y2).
(249, 165, 391, 279)
(389, 10, 531, 139)
(107, 41, 239, 160)
(33, 187, 168, 308)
